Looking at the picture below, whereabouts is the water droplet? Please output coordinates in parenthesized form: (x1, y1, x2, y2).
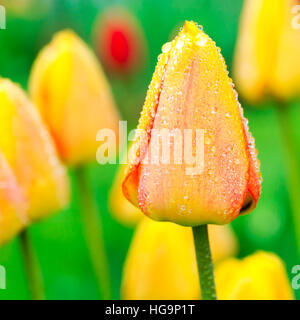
(196, 37, 207, 46)
(176, 39, 184, 50)
(205, 137, 212, 145)
(195, 23, 203, 31)
(162, 42, 172, 53)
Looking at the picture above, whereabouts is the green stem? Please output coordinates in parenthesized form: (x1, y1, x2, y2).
(277, 104, 300, 259)
(74, 166, 111, 300)
(19, 230, 45, 300)
(192, 225, 217, 300)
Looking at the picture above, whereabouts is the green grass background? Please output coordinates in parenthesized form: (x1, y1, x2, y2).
(0, 0, 299, 299)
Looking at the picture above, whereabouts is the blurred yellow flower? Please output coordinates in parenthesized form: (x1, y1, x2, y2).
(109, 164, 142, 226)
(234, 0, 300, 102)
(216, 251, 294, 300)
(122, 218, 238, 299)
(0, 151, 28, 245)
(29, 30, 120, 166)
(0, 78, 69, 221)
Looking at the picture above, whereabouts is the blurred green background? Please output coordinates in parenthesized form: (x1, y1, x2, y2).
(0, 0, 299, 300)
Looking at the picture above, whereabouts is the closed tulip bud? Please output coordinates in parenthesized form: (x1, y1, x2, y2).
(94, 6, 147, 75)
(123, 21, 261, 227)
(234, 0, 300, 102)
(0, 78, 69, 221)
(29, 30, 120, 166)
(0, 152, 28, 245)
(215, 251, 294, 300)
(122, 218, 238, 300)
(109, 164, 142, 226)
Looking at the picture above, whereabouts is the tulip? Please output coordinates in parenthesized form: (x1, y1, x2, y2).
(29, 30, 120, 299)
(0, 151, 28, 246)
(122, 21, 261, 227)
(215, 251, 294, 300)
(0, 78, 69, 221)
(273, 0, 300, 100)
(109, 163, 142, 226)
(94, 6, 147, 75)
(29, 30, 120, 166)
(0, 78, 69, 299)
(209, 223, 239, 264)
(234, 0, 300, 260)
(122, 218, 238, 300)
(234, 0, 300, 102)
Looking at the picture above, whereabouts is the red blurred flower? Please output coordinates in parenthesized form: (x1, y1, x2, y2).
(94, 7, 147, 75)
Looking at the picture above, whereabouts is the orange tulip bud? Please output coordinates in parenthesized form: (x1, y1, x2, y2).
(0, 151, 28, 245)
(123, 21, 261, 226)
(215, 251, 294, 300)
(122, 218, 238, 300)
(0, 78, 69, 221)
(29, 30, 120, 166)
(234, 0, 300, 102)
(109, 164, 142, 226)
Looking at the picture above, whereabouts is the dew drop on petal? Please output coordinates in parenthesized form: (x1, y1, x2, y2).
(205, 137, 212, 145)
(162, 42, 172, 53)
(176, 39, 184, 50)
(196, 37, 207, 46)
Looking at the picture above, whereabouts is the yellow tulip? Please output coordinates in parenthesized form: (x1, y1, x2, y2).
(122, 218, 237, 299)
(123, 21, 261, 227)
(234, 0, 300, 101)
(216, 251, 294, 300)
(209, 223, 239, 264)
(29, 30, 120, 166)
(272, 0, 300, 99)
(0, 151, 28, 245)
(0, 78, 69, 221)
(109, 164, 142, 226)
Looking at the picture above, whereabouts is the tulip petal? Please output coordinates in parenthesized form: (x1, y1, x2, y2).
(0, 152, 28, 245)
(123, 43, 170, 207)
(216, 251, 294, 300)
(109, 163, 142, 226)
(0, 79, 70, 221)
(239, 112, 262, 214)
